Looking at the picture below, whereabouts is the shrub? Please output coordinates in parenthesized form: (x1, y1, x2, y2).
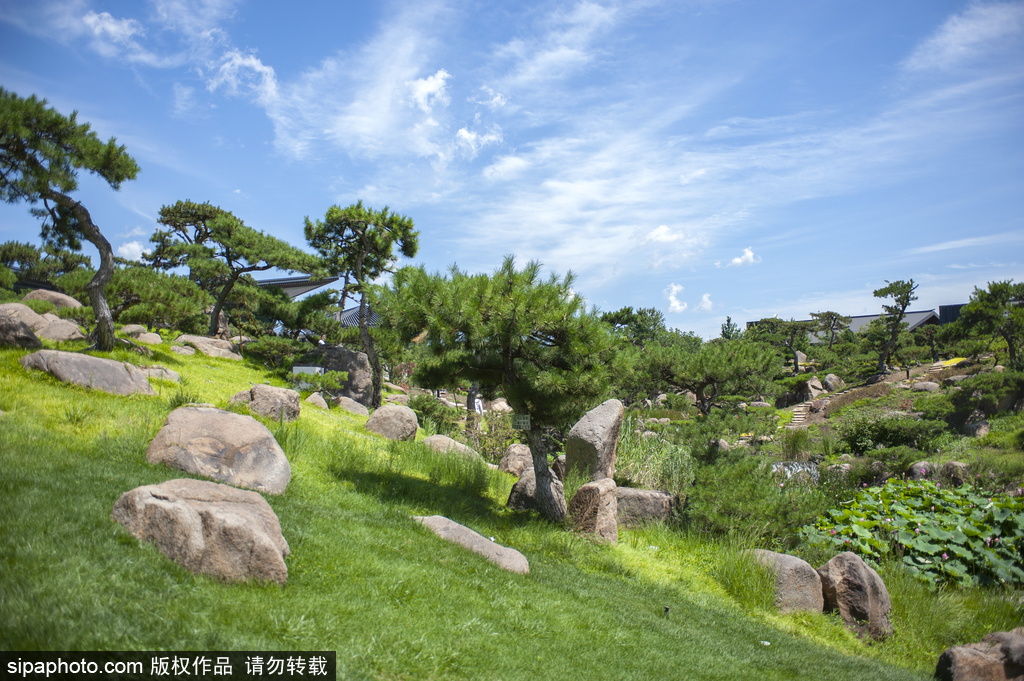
(949, 370, 1024, 424)
(57, 305, 94, 327)
(836, 413, 947, 454)
(800, 479, 1024, 587)
(244, 336, 311, 370)
(289, 370, 349, 395)
(408, 394, 462, 437)
(616, 415, 695, 495)
(781, 428, 811, 461)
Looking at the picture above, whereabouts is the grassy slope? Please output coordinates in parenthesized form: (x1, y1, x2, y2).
(0, 342, 933, 680)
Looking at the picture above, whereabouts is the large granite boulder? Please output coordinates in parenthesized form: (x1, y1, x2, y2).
(0, 316, 41, 349)
(304, 392, 329, 410)
(817, 551, 892, 640)
(422, 434, 482, 461)
(0, 303, 48, 332)
(230, 384, 301, 422)
(23, 289, 82, 309)
(616, 488, 676, 528)
(140, 365, 180, 383)
(565, 398, 624, 481)
(822, 374, 845, 392)
(112, 478, 289, 584)
(414, 515, 529, 575)
(499, 444, 533, 477)
(365, 404, 418, 441)
(507, 468, 566, 517)
(137, 332, 163, 345)
(298, 345, 373, 406)
(172, 334, 242, 360)
(936, 628, 1024, 681)
(20, 349, 155, 396)
(35, 319, 86, 342)
(802, 376, 825, 400)
(333, 395, 370, 417)
(146, 407, 291, 495)
(752, 550, 824, 614)
(568, 478, 617, 543)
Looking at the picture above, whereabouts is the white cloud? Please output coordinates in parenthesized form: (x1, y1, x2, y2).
(728, 247, 760, 267)
(472, 85, 507, 109)
(903, 3, 1024, 72)
(908, 231, 1024, 254)
(483, 155, 529, 180)
(645, 225, 685, 243)
(117, 226, 149, 238)
(206, 48, 278, 106)
(694, 293, 713, 312)
(173, 83, 196, 117)
(117, 240, 151, 261)
(665, 283, 688, 313)
(455, 126, 503, 159)
(408, 69, 451, 113)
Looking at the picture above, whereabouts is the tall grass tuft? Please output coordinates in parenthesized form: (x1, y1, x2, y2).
(711, 534, 777, 612)
(616, 415, 694, 495)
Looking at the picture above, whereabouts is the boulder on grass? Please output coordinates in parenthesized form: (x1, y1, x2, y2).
(20, 349, 155, 396)
(111, 478, 289, 584)
(568, 478, 617, 543)
(119, 324, 147, 337)
(616, 488, 676, 528)
(365, 404, 418, 441)
(146, 407, 291, 494)
(138, 333, 163, 345)
(822, 374, 846, 392)
(423, 434, 482, 461)
(23, 289, 82, 309)
(169, 345, 196, 356)
(414, 515, 529, 574)
(298, 345, 372, 406)
(965, 421, 991, 438)
(0, 316, 41, 349)
(305, 392, 329, 410)
(935, 628, 1024, 681)
(752, 550, 824, 614)
(36, 319, 86, 342)
(0, 303, 48, 332)
(248, 384, 301, 422)
(172, 334, 242, 360)
(499, 444, 533, 477)
(565, 398, 624, 482)
(333, 395, 369, 417)
(140, 365, 180, 383)
(912, 382, 940, 393)
(817, 551, 892, 640)
(507, 468, 566, 517)
(942, 461, 969, 486)
(385, 394, 409, 406)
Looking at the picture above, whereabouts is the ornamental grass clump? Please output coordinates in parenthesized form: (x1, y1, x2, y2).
(800, 479, 1024, 587)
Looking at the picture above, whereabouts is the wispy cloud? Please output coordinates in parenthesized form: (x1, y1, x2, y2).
(908, 232, 1024, 254)
(902, 2, 1024, 72)
(726, 247, 760, 267)
(694, 293, 713, 312)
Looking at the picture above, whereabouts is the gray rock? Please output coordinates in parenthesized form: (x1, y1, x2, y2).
(172, 334, 242, 360)
(748, 401, 772, 408)
(20, 349, 156, 396)
(817, 551, 892, 640)
(906, 461, 935, 480)
(423, 434, 482, 461)
(716, 438, 731, 453)
(304, 392, 329, 410)
(912, 382, 940, 393)
(994, 365, 1006, 373)
(936, 628, 1024, 681)
(941, 375, 969, 387)
(507, 468, 566, 516)
(551, 454, 566, 482)
(0, 316, 41, 349)
(824, 463, 851, 478)
(810, 398, 830, 414)
(298, 345, 372, 406)
(137, 332, 163, 345)
(806, 376, 825, 398)
(383, 382, 407, 394)
(499, 444, 533, 477)
(795, 350, 808, 364)
(965, 421, 990, 438)
(112, 478, 289, 584)
(333, 395, 369, 417)
(140, 365, 180, 383)
(413, 515, 528, 575)
(23, 289, 82, 309)
(752, 549, 824, 614)
(384, 393, 409, 406)
(616, 487, 675, 528)
(565, 398, 624, 481)
(487, 398, 512, 413)
(0, 303, 49, 332)
(942, 461, 969, 486)
(365, 404, 418, 441)
(119, 324, 147, 337)
(247, 384, 301, 422)
(568, 478, 617, 543)
(146, 406, 291, 495)
(169, 345, 196, 356)
(41, 312, 60, 322)
(36, 319, 86, 341)
(822, 374, 845, 392)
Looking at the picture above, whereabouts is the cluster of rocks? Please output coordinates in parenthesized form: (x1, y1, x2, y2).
(775, 374, 845, 408)
(936, 627, 1024, 681)
(172, 334, 242, 360)
(1, 302, 89, 347)
(753, 549, 892, 640)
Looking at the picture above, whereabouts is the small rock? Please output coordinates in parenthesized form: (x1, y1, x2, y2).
(822, 374, 845, 392)
(551, 454, 566, 482)
(172, 334, 242, 360)
(568, 478, 617, 543)
(414, 515, 528, 574)
(119, 324, 147, 337)
(333, 395, 369, 417)
(383, 382, 407, 394)
(137, 332, 163, 345)
(423, 434, 482, 461)
(36, 319, 86, 341)
(935, 627, 1024, 681)
(912, 382, 940, 393)
(906, 461, 935, 480)
(23, 289, 82, 309)
(140, 365, 180, 383)
(169, 345, 196, 356)
(0, 316, 41, 349)
(365, 404, 418, 441)
(385, 393, 409, 405)
(616, 488, 676, 528)
(942, 461, 969, 486)
(20, 349, 155, 396)
(499, 444, 533, 477)
(236, 384, 301, 422)
(305, 392, 329, 410)
(817, 552, 892, 640)
(965, 421, 990, 438)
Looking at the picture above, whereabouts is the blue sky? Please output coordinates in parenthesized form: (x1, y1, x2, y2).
(1, 0, 1022, 338)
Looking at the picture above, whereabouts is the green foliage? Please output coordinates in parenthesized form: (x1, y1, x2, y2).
(948, 370, 1024, 424)
(20, 298, 56, 315)
(800, 480, 1024, 587)
(408, 394, 463, 437)
(244, 336, 311, 370)
(601, 306, 668, 347)
(684, 457, 835, 542)
(719, 315, 742, 340)
(661, 340, 781, 415)
(811, 311, 852, 350)
(781, 428, 811, 460)
(748, 317, 814, 370)
(290, 370, 349, 395)
(957, 280, 1024, 368)
(836, 413, 947, 455)
(712, 540, 777, 612)
(0, 241, 92, 283)
(871, 279, 918, 372)
(615, 416, 694, 495)
(0, 264, 15, 290)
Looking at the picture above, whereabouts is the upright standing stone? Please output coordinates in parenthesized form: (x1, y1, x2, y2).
(299, 345, 373, 406)
(568, 478, 617, 543)
(565, 399, 624, 481)
(752, 550, 824, 614)
(817, 551, 892, 640)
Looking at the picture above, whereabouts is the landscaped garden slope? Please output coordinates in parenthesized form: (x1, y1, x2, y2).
(0, 342, 1000, 680)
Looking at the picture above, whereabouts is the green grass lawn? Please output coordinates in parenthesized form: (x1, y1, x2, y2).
(0, 341, 1008, 680)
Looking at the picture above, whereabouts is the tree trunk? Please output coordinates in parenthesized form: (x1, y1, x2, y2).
(208, 273, 240, 338)
(47, 192, 116, 351)
(359, 291, 383, 409)
(466, 384, 480, 430)
(524, 426, 566, 523)
(790, 345, 801, 372)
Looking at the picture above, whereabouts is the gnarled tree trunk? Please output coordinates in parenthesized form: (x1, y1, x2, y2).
(524, 426, 566, 523)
